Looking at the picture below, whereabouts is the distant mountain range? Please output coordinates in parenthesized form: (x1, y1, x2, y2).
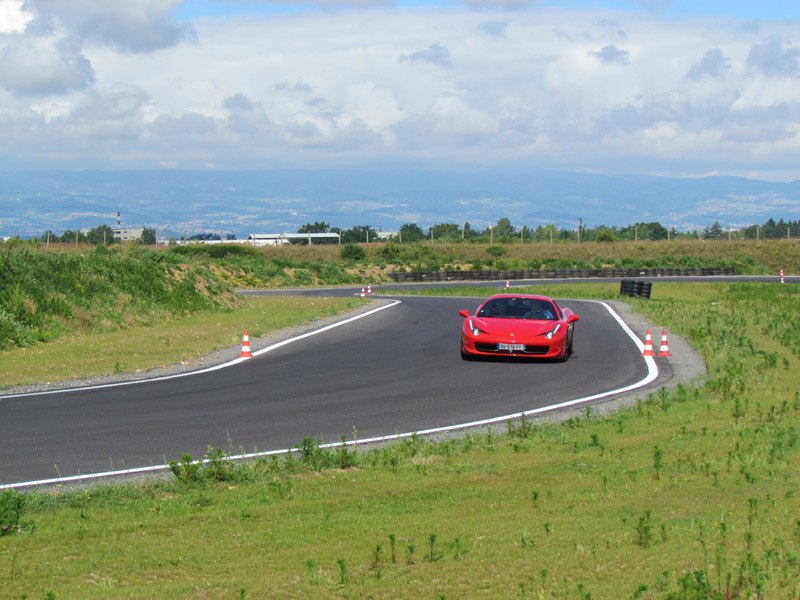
(1, 169, 798, 239)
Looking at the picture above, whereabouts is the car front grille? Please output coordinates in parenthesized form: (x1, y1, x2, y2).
(474, 343, 550, 355)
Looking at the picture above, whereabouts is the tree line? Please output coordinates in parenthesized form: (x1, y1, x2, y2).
(40, 225, 158, 245)
(297, 217, 799, 244)
(23, 217, 798, 247)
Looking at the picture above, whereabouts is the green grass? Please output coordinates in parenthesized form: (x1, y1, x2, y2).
(0, 295, 364, 389)
(1, 282, 799, 599)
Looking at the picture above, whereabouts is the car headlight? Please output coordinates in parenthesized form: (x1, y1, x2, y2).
(544, 323, 561, 339)
(468, 319, 481, 336)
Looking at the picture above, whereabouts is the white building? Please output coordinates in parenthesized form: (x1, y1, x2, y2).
(245, 232, 340, 246)
(113, 228, 144, 242)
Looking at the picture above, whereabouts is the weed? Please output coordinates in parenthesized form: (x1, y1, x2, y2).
(1, 491, 32, 536)
(653, 445, 664, 480)
(336, 558, 347, 585)
(168, 453, 201, 484)
(427, 533, 442, 562)
(371, 544, 383, 578)
(406, 543, 416, 565)
(635, 511, 654, 548)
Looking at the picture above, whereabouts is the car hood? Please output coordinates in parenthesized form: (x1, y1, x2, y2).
(471, 317, 558, 337)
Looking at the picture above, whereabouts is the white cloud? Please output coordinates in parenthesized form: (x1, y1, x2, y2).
(0, 3, 799, 178)
(0, 0, 34, 33)
(31, 0, 196, 53)
(0, 34, 94, 95)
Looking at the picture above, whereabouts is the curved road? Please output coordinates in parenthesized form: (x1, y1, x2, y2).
(2, 292, 661, 488)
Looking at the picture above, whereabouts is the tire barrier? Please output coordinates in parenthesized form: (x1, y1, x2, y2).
(619, 279, 652, 299)
(387, 266, 734, 283)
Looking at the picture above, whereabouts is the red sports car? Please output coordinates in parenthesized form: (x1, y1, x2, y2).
(459, 294, 579, 361)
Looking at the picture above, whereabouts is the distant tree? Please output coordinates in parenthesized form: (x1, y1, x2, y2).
(298, 221, 331, 234)
(186, 233, 221, 241)
(59, 230, 87, 244)
(462, 222, 479, 240)
(702, 221, 724, 240)
(86, 224, 115, 245)
(493, 217, 516, 240)
(140, 227, 157, 245)
(429, 223, 460, 241)
(295, 222, 339, 244)
(398, 223, 425, 243)
(532, 224, 558, 243)
(594, 226, 617, 242)
(341, 225, 377, 244)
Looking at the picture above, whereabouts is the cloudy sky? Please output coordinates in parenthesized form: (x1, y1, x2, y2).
(1, 0, 799, 180)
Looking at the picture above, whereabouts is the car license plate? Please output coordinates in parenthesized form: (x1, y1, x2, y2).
(498, 343, 525, 351)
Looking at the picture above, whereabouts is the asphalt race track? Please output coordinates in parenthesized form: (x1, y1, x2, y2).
(1, 293, 658, 488)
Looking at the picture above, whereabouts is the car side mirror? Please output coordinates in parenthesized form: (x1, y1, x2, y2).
(567, 314, 580, 324)
(458, 309, 470, 318)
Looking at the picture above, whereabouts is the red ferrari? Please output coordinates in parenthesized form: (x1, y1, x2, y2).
(459, 294, 579, 361)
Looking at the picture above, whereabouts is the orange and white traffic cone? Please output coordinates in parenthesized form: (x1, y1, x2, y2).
(657, 329, 672, 357)
(367, 284, 373, 295)
(240, 330, 253, 358)
(642, 329, 655, 356)
(360, 287, 366, 298)
(780, 268, 785, 284)
(505, 280, 510, 289)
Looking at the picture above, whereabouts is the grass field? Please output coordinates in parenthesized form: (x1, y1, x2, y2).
(2, 281, 798, 599)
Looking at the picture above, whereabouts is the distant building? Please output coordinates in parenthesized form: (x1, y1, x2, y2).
(113, 228, 144, 242)
(246, 232, 341, 246)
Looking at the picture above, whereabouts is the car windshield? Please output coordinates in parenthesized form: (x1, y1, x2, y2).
(477, 298, 557, 320)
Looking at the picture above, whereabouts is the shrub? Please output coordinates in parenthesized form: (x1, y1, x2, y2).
(340, 244, 366, 261)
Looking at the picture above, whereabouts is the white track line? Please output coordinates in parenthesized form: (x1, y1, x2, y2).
(1, 299, 659, 490)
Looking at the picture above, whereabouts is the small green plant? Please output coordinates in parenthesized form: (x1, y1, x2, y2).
(336, 558, 347, 585)
(653, 446, 664, 480)
(371, 543, 383, 578)
(0, 490, 31, 536)
(168, 453, 201, 484)
(427, 533, 441, 561)
(635, 510, 655, 548)
(452, 536, 468, 559)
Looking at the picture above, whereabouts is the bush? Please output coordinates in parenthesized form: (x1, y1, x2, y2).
(340, 244, 366, 261)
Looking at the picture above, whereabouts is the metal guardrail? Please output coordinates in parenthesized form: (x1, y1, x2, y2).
(388, 266, 735, 282)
